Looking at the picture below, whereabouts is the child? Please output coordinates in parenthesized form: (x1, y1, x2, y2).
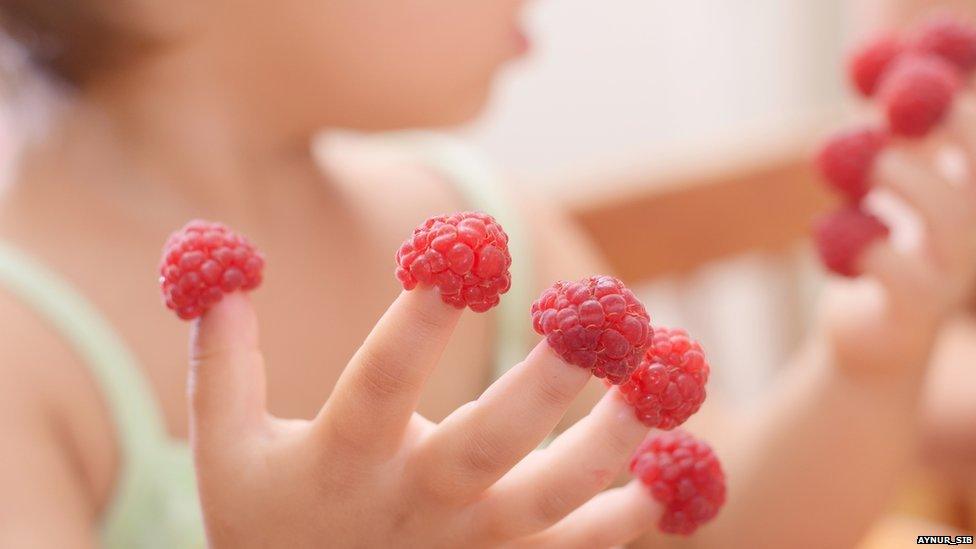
(0, 2, 973, 548)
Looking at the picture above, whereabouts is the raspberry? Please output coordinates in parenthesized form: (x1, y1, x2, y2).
(617, 327, 709, 430)
(848, 34, 906, 97)
(814, 207, 890, 278)
(531, 275, 651, 384)
(879, 54, 961, 137)
(815, 127, 888, 202)
(159, 220, 265, 320)
(910, 15, 976, 73)
(395, 212, 512, 313)
(631, 430, 726, 536)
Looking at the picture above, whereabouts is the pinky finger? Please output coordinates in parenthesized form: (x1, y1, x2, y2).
(513, 482, 662, 549)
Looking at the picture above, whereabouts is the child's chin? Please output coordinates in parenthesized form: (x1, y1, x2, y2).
(430, 82, 497, 127)
(332, 79, 496, 132)
(388, 89, 495, 131)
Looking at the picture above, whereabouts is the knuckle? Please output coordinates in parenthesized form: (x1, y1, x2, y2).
(460, 428, 509, 476)
(476, 515, 517, 546)
(530, 488, 573, 530)
(410, 467, 464, 506)
(356, 349, 420, 401)
(318, 413, 373, 457)
(187, 348, 264, 409)
(602, 425, 636, 459)
(532, 375, 577, 410)
(476, 501, 537, 543)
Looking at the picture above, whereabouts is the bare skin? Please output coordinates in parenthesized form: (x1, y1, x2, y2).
(0, 96, 620, 546)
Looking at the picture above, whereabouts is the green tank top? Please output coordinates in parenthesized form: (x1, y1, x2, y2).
(0, 134, 533, 548)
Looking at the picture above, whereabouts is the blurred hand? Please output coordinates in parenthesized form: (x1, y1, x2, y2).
(188, 290, 663, 548)
(821, 87, 976, 375)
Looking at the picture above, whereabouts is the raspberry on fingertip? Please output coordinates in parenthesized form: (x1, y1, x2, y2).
(617, 327, 709, 430)
(395, 212, 512, 313)
(531, 275, 651, 384)
(159, 220, 265, 321)
(814, 207, 890, 278)
(880, 54, 961, 138)
(910, 14, 976, 74)
(848, 34, 906, 97)
(631, 430, 726, 536)
(815, 127, 889, 202)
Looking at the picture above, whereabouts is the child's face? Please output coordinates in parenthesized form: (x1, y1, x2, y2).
(190, 0, 531, 132)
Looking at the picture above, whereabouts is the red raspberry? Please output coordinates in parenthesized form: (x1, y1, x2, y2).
(814, 207, 890, 278)
(910, 15, 976, 73)
(617, 327, 709, 430)
(848, 34, 906, 97)
(815, 127, 888, 202)
(531, 276, 651, 384)
(395, 212, 512, 313)
(879, 54, 961, 137)
(159, 220, 265, 320)
(631, 430, 726, 536)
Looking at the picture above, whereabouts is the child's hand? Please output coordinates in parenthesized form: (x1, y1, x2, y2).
(188, 290, 662, 548)
(820, 90, 976, 374)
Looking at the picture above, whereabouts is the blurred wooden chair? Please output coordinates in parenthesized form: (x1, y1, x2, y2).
(563, 131, 830, 283)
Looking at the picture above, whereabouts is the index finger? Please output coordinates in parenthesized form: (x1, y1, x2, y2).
(317, 289, 463, 457)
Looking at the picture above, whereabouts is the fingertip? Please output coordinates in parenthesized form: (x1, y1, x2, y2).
(858, 240, 930, 290)
(187, 292, 267, 439)
(527, 337, 595, 384)
(623, 479, 664, 521)
(192, 292, 259, 359)
(855, 237, 892, 275)
(949, 91, 976, 130)
(392, 288, 467, 335)
(596, 481, 665, 546)
(588, 386, 651, 442)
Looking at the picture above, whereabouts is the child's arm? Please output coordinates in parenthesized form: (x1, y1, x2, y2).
(0, 293, 101, 547)
(920, 314, 976, 485)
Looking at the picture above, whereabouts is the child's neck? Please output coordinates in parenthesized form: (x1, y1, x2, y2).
(46, 53, 335, 228)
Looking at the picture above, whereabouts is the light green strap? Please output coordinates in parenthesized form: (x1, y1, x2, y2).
(0, 242, 176, 544)
(387, 132, 534, 379)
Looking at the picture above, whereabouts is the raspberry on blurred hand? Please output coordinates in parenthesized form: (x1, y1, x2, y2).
(396, 212, 512, 313)
(631, 430, 726, 536)
(814, 207, 890, 278)
(879, 54, 961, 138)
(531, 276, 651, 384)
(815, 127, 889, 202)
(618, 327, 709, 430)
(848, 34, 906, 97)
(159, 220, 265, 320)
(910, 14, 976, 73)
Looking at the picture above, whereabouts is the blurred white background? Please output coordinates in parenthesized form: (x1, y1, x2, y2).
(465, 0, 854, 188)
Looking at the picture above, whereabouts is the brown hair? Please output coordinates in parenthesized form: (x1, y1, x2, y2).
(0, 1, 145, 84)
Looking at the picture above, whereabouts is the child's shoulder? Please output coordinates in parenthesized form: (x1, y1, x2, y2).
(315, 133, 466, 222)
(0, 283, 119, 514)
(0, 186, 121, 516)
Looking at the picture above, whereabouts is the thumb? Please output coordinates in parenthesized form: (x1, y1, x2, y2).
(188, 292, 268, 456)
